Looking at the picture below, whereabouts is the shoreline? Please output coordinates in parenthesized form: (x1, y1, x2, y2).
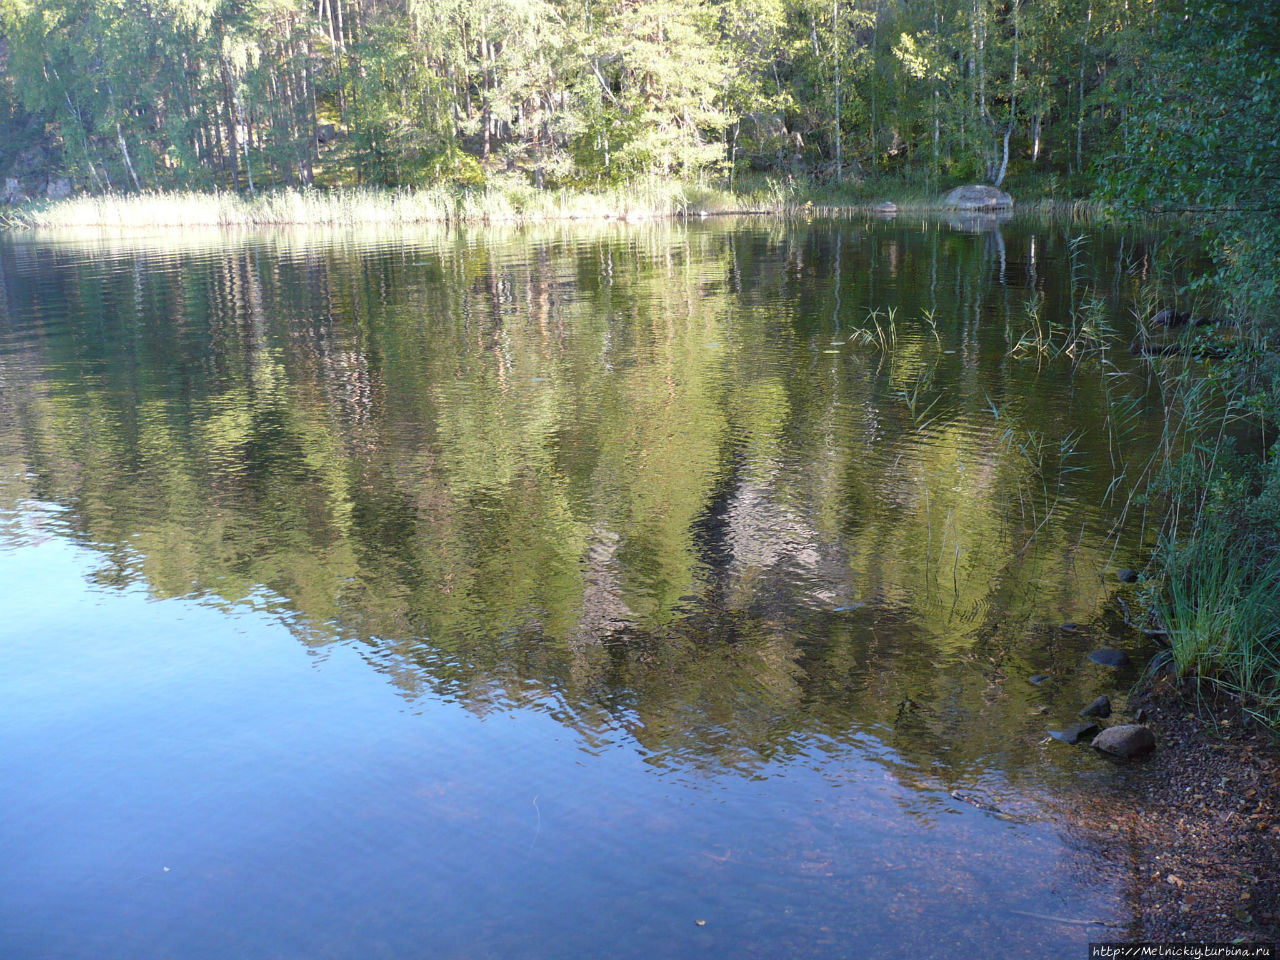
(0, 183, 1101, 231)
(1081, 675, 1280, 943)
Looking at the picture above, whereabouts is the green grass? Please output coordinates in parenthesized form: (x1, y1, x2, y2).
(1155, 528, 1280, 726)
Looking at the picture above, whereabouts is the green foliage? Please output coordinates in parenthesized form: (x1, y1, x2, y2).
(0, 0, 1195, 194)
(1157, 527, 1280, 727)
(1098, 0, 1280, 315)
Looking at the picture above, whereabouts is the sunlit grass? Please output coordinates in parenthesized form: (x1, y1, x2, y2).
(0, 180, 803, 230)
(1, 175, 1111, 231)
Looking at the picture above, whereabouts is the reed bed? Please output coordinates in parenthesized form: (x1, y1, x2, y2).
(1, 181, 799, 230)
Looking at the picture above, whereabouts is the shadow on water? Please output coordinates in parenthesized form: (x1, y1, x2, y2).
(0, 217, 1183, 957)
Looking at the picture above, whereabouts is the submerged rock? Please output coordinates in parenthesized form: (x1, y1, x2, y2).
(1091, 724, 1156, 758)
(1028, 673, 1052, 686)
(1117, 568, 1140, 584)
(1089, 648, 1130, 668)
(1152, 308, 1191, 328)
(1080, 696, 1112, 719)
(942, 184, 1014, 211)
(1050, 722, 1100, 744)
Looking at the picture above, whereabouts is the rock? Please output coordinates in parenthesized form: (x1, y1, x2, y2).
(1028, 673, 1052, 686)
(44, 177, 71, 200)
(3, 177, 25, 204)
(1152, 308, 1191, 328)
(9, 144, 48, 179)
(1089, 648, 1130, 668)
(1117, 568, 1139, 583)
(1060, 622, 1079, 632)
(1146, 651, 1178, 683)
(1050, 722, 1100, 744)
(942, 184, 1014, 211)
(874, 201, 898, 214)
(316, 123, 338, 144)
(1091, 724, 1156, 758)
(1080, 696, 1112, 719)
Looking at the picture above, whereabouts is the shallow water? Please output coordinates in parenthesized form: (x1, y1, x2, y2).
(0, 218, 1170, 957)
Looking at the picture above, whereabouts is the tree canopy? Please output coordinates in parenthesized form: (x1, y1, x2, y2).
(3, 0, 1253, 196)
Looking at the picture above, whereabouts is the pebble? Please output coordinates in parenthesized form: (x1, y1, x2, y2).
(1080, 695, 1113, 719)
(1050, 722, 1101, 745)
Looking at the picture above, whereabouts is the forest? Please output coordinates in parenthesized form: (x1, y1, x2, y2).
(0, 0, 1272, 213)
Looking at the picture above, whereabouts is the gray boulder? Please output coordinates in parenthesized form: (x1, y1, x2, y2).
(9, 144, 48, 179)
(942, 184, 1014, 211)
(1152, 308, 1191, 328)
(1091, 724, 1156, 758)
(45, 177, 72, 200)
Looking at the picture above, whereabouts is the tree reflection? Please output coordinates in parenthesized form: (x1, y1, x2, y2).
(0, 218, 1162, 776)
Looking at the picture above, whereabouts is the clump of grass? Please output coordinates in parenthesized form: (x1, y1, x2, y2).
(847, 306, 899, 351)
(1155, 528, 1280, 726)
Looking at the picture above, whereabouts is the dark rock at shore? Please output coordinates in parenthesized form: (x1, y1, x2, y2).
(1080, 695, 1112, 719)
(1028, 673, 1052, 685)
(1152, 308, 1191, 328)
(1091, 723, 1156, 758)
(1060, 622, 1079, 632)
(1090, 648, 1130, 668)
(1050, 722, 1100, 744)
(942, 184, 1013, 211)
(1117, 568, 1139, 583)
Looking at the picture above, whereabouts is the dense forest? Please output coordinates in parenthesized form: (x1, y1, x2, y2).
(0, 0, 1274, 212)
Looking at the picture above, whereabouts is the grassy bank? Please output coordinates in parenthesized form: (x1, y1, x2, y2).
(0, 176, 1112, 231)
(0, 180, 801, 229)
(1106, 270, 1280, 728)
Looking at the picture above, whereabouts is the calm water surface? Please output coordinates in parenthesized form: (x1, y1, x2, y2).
(0, 219, 1172, 958)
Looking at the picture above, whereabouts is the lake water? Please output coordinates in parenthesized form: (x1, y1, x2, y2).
(0, 218, 1171, 958)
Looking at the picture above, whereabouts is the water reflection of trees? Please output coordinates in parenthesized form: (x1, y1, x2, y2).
(0, 220, 1162, 775)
